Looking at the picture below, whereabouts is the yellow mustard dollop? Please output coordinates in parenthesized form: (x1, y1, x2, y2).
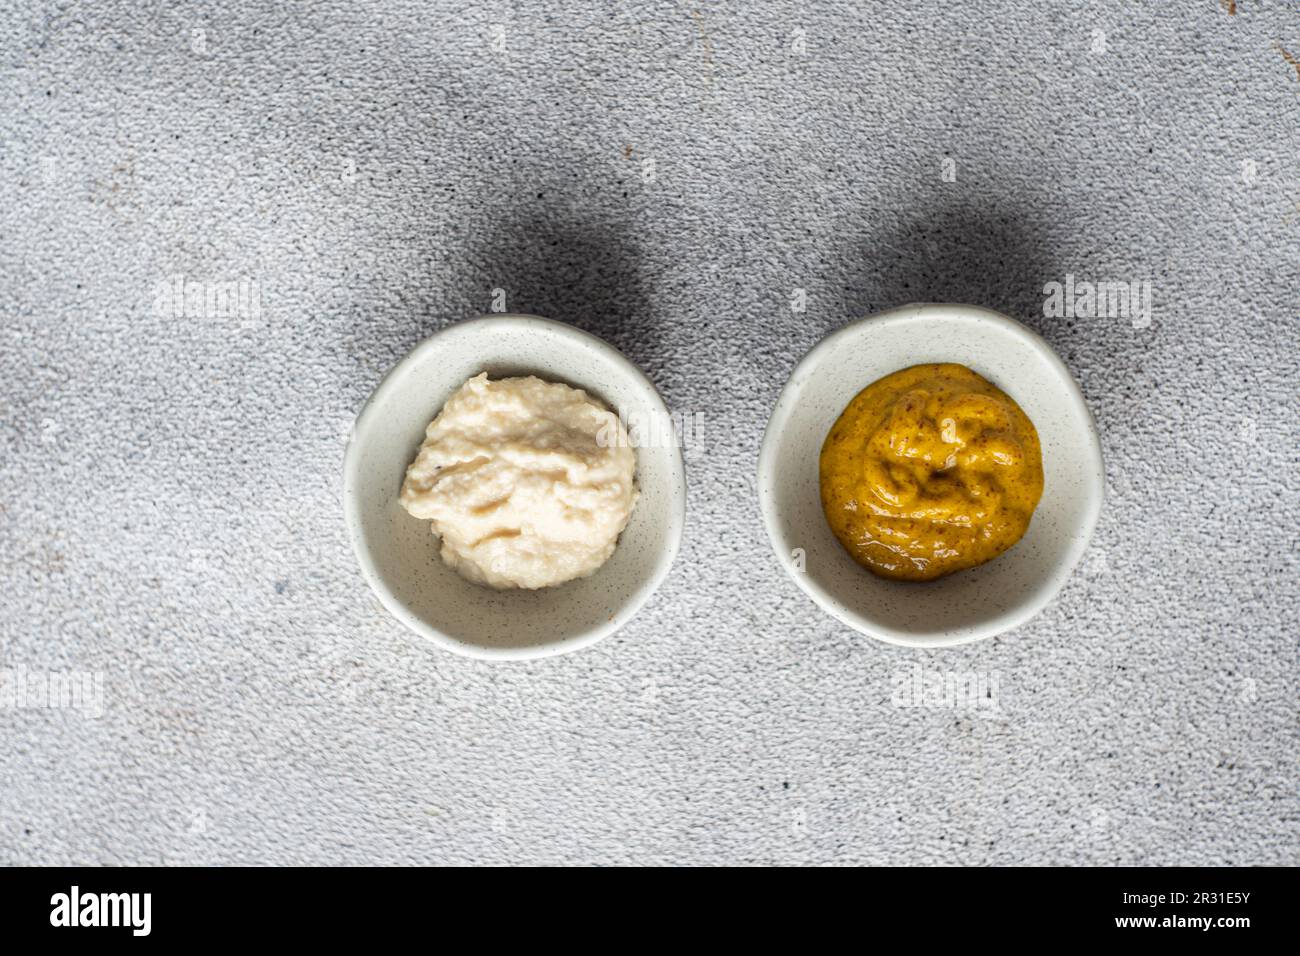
(819, 363, 1044, 581)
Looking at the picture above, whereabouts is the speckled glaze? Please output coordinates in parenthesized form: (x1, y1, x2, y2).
(343, 315, 686, 660)
(758, 304, 1104, 648)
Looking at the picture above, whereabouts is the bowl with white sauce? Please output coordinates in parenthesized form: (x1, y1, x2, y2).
(344, 315, 686, 660)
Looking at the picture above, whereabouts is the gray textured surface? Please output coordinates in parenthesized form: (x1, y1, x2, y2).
(1, 1, 1297, 866)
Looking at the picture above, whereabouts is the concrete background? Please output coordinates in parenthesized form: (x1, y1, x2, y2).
(1, 1, 1296, 865)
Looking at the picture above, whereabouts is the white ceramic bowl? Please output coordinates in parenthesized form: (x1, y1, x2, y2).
(344, 315, 686, 660)
(758, 304, 1104, 647)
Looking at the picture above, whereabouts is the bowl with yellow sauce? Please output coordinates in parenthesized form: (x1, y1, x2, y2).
(758, 304, 1103, 647)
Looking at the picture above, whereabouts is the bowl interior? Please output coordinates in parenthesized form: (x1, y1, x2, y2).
(345, 316, 684, 659)
(759, 304, 1103, 646)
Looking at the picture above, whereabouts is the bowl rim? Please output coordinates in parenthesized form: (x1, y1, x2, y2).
(342, 313, 687, 661)
(757, 302, 1105, 648)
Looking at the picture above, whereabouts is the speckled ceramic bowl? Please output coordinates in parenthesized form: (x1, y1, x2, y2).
(344, 315, 686, 660)
(758, 304, 1104, 647)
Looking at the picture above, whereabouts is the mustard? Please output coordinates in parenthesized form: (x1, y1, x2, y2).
(819, 364, 1044, 581)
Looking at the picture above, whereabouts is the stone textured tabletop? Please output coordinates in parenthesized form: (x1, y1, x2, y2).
(2, 1, 1296, 865)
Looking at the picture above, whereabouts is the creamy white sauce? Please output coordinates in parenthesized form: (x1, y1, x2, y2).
(400, 373, 638, 589)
